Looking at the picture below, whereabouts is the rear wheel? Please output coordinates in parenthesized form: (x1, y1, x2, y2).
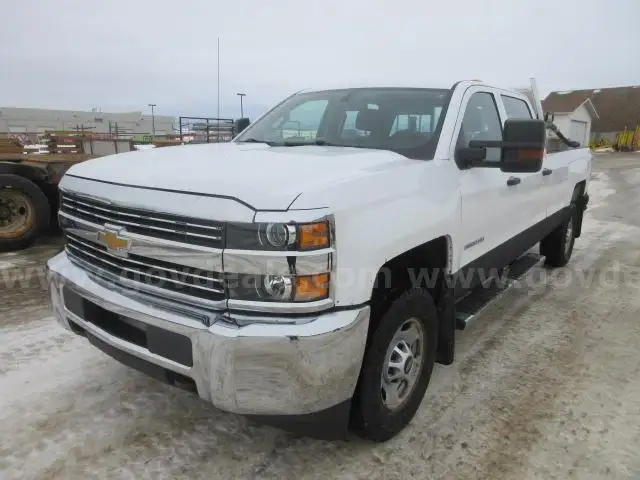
(541, 206, 576, 267)
(352, 289, 438, 442)
(0, 174, 50, 252)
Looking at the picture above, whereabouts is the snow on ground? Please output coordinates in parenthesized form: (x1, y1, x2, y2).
(586, 171, 615, 205)
(1, 155, 640, 479)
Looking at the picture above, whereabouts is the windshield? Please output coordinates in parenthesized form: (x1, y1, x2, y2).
(235, 87, 451, 160)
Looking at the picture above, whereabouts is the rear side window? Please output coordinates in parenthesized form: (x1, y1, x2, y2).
(501, 95, 533, 119)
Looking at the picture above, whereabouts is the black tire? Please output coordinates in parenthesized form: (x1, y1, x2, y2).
(0, 174, 51, 252)
(540, 206, 576, 267)
(351, 289, 438, 442)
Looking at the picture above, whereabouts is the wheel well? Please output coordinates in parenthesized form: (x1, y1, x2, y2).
(572, 180, 586, 201)
(0, 162, 54, 216)
(0, 162, 49, 192)
(369, 236, 449, 332)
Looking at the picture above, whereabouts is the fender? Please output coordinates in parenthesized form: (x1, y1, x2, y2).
(291, 157, 462, 307)
(0, 160, 50, 184)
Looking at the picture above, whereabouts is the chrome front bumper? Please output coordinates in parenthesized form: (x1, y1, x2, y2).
(47, 252, 369, 416)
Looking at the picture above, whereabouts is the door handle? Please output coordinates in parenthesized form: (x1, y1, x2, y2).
(542, 168, 553, 176)
(507, 176, 521, 186)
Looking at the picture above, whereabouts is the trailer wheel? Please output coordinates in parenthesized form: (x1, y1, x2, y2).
(0, 174, 51, 252)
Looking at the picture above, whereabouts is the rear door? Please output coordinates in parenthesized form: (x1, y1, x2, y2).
(497, 94, 547, 231)
(500, 94, 570, 219)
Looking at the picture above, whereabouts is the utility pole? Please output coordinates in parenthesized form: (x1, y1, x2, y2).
(236, 93, 246, 118)
(148, 103, 156, 140)
(217, 36, 220, 142)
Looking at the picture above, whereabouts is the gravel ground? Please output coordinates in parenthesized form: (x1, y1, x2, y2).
(1, 153, 640, 479)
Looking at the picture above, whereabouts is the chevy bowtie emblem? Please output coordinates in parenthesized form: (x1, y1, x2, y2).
(98, 228, 131, 256)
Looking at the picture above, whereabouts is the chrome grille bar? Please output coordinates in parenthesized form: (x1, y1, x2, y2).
(66, 234, 225, 302)
(68, 234, 224, 286)
(63, 196, 222, 231)
(60, 192, 225, 248)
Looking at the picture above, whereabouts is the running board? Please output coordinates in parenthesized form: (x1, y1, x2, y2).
(455, 253, 544, 330)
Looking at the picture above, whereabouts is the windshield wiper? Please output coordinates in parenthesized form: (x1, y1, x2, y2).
(237, 138, 275, 145)
(281, 139, 341, 147)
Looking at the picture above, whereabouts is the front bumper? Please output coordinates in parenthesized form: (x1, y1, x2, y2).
(47, 252, 369, 419)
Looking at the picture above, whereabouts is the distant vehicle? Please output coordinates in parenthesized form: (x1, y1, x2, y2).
(48, 79, 590, 441)
(0, 148, 92, 252)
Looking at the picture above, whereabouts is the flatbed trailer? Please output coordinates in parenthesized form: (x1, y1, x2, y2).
(0, 153, 96, 251)
(1, 117, 250, 251)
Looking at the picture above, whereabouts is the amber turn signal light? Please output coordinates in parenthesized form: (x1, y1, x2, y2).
(295, 273, 329, 301)
(298, 222, 329, 250)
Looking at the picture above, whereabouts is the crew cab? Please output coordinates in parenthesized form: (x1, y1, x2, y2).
(47, 80, 591, 442)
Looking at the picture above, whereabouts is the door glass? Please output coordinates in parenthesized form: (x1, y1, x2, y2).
(457, 92, 503, 163)
(501, 95, 533, 119)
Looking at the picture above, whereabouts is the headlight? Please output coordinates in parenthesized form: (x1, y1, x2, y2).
(226, 221, 330, 251)
(265, 223, 296, 248)
(228, 273, 329, 302)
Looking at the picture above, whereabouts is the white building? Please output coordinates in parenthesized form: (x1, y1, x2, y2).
(541, 94, 599, 147)
(0, 107, 176, 141)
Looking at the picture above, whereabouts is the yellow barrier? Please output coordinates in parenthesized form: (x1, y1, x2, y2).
(615, 126, 640, 151)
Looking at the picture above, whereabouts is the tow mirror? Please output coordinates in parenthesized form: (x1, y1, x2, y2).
(455, 145, 487, 168)
(499, 118, 545, 173)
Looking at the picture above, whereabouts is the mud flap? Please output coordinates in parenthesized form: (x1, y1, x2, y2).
(436, 274, 455, 365)
(575, 193, 589, 238)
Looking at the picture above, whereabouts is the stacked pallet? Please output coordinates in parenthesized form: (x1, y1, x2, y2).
(151, 139, 182, 148)
(44, 132, 84, 154)
(0, 137, 25, 155)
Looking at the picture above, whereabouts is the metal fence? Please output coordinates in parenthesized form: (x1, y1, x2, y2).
(178, 117, 237, 143)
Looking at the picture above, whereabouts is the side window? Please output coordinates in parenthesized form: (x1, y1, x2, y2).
(275, 99, 328, 139)
(457, 92, 503, 162)
(501, 95, 533, 119)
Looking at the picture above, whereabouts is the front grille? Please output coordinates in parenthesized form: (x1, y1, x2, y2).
(60, 191, 225, 248)
(66, 232, 225, 302)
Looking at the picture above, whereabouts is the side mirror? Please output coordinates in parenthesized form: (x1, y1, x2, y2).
(455, 145, 487, 168)
(500, 118, 545, 173)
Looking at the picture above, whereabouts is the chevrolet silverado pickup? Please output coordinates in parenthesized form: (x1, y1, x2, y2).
(47, 79, 591, 442)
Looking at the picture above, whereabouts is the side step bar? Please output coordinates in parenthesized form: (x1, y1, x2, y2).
(455, 253, 545, 330)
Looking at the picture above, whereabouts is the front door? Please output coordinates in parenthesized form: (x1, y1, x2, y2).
(454, 88, 523, 294)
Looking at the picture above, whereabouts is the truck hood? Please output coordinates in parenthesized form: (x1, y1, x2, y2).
(65, 142, 414, 210)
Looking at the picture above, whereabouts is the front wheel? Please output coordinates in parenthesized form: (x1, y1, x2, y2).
(351, 289, 438, 442)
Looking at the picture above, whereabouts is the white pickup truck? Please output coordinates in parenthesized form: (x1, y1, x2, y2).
(47, 79, 591, 442)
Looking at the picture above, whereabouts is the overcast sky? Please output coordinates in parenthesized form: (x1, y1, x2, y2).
(2, 0, 639, 119)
